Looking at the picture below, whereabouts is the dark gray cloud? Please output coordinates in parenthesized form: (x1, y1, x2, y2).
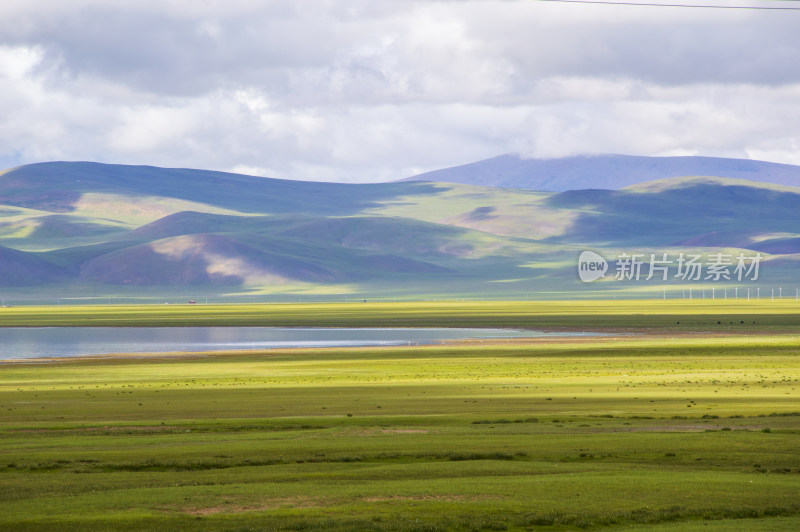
(1, 0, 800, 181)
(486, 8, 800, 87)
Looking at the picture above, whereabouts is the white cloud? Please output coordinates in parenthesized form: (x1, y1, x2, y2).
(108, 105, 198, 153)
(0, 45, 43, 80)
(1, 1, 800, 179)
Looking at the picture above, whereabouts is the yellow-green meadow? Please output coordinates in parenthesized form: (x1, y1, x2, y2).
(1, 301, 799, 530)
(1, 299, 799, 328)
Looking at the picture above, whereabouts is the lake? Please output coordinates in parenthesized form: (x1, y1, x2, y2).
(0, 327, 595, 360)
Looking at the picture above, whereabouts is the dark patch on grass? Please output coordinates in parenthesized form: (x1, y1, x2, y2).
(471, 417, 538, 425)
(55, 449, 532, 474)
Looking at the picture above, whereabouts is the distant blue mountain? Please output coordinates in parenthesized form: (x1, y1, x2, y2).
(402, 154, 800, 191)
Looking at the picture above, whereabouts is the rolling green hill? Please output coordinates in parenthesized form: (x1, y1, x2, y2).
(0, 161, 436, 216)
(0, 162, 798, 300)
(544, 177, 800, 247)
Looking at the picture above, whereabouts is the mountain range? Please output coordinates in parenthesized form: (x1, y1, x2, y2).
(0, 156, 798, 299)
(403, 153, 800, 191)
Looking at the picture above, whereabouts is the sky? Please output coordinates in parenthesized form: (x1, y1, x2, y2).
(1, 0, 800, 182)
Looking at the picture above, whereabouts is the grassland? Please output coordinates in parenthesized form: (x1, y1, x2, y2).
(1, 301, 800, 530)
(1, 299, 800, 329)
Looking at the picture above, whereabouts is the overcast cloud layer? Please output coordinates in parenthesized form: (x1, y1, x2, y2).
(1, 0, 800, 182)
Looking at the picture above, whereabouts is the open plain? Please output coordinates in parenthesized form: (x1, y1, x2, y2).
(1, 300, 799, 530)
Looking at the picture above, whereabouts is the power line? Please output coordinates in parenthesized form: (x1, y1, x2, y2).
(537, 0, 800, 9)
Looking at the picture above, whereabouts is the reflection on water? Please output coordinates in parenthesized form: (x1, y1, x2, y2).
(0, 327, 597, 360)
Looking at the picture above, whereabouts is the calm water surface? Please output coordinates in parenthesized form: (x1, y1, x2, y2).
(0, 327, 595, 360)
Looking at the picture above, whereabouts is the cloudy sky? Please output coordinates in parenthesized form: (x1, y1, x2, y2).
(1, 0, 799, 182)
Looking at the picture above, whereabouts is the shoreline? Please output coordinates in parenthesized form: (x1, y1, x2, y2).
(2, 327, 796, 364)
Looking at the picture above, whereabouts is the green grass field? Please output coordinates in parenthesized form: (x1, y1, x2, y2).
(1, 301, 800, 530)
(2, 299, 800, 328)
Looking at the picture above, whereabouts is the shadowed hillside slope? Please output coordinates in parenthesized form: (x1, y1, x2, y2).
(545, 177, 800, 247)
(0, 162, 438, 215)
(80, 234, 342, 286)
(78, 232, 455, 286)
(0, 245, 68, 286)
